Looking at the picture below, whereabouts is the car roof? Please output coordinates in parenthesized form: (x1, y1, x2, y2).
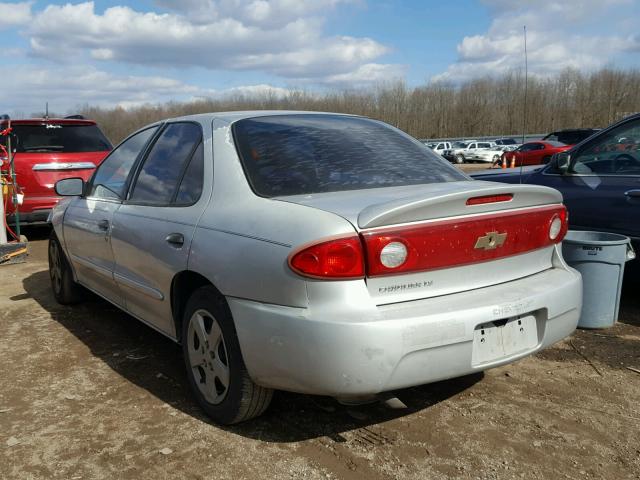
(167, 110, 360, 124)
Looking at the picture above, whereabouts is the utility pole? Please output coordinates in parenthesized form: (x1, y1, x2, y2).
(520, 25, 528, 183)
(522, 25, 528, 146)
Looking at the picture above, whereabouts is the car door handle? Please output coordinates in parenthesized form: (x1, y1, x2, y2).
(165, 233, 184, 247)
(97, 219, 110, 231)
(624, 189, 640, 198)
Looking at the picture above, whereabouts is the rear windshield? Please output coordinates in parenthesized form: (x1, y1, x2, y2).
(2, 124, 112, 153)
(232, 115, 467, 197)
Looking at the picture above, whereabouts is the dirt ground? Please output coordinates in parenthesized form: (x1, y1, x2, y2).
(1, 226, 639, 480)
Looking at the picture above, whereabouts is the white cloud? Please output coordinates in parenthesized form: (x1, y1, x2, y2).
(436, 0, 638, 82)
(0, 1, 32, 30)
(1, 65, 209, 113)
(24, 1, 394, 85)
(0, 63, 298, 115)
(316, 63, 407, 88)
(155, 0, 357, 27)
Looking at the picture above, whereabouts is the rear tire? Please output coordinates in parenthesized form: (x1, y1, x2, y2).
(48, 232, 83, 305)
(181, 286, 273, 424)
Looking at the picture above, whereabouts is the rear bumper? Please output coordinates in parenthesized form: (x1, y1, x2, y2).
(229, 266, 582, 397)
(6, 195, 59, 225)
(7, 209, 52, 225)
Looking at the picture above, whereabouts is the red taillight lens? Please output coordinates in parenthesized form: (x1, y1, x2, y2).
(466, 194, 513, 205)
(362, 205, 568, 277)
(289, 236, 365, 279)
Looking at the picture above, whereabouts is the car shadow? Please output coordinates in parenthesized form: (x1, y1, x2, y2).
(20, 269, 482, 442)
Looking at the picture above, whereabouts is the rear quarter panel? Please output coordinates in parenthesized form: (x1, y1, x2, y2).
(188, 118, 360, 308)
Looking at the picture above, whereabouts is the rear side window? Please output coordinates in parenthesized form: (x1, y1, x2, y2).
(10, 124, 112, 153)
(233, 115, 466, 197)
(175, 142, 204, 205)
(129, 122, 203, 205)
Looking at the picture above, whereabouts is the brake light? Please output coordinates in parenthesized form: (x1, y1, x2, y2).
(289, 236, 365, 279)
(362, 205, 568, 277)
(466, 194, 513, 205)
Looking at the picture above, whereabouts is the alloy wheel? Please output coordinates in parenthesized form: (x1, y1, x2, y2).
(49, 240, 62, 295)
(187, 309, 230, 405)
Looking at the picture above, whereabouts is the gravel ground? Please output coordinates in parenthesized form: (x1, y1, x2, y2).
(1, 227, 639, 480)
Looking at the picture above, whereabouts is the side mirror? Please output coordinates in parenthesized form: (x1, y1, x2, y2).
(55, 177, 84, 196)
(553, 152, 571, 174)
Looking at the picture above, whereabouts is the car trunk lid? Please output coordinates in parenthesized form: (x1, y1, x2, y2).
(278, 181, 566, 304)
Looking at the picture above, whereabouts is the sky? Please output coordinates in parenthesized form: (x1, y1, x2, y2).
(0, 0, 639, 116)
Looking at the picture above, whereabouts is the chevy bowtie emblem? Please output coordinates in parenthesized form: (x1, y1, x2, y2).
(474, 231, 507, 250)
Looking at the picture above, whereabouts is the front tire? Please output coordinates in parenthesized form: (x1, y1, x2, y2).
(182, 286, 273, 424)
(48, 232, 83, 305)
(455, 154, 465, 164)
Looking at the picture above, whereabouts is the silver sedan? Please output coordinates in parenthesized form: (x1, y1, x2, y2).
(49, 112, 582, 424)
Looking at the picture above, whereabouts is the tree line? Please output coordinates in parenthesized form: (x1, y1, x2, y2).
(77, 67, 640, 144)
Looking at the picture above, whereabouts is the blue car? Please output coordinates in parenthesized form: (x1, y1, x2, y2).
(471, 113, 640, 272)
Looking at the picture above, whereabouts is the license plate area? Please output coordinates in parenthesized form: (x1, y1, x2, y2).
(471, 315, 538, 366)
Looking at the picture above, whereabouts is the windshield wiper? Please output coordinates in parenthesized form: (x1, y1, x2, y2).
(23, 145, 65, 152)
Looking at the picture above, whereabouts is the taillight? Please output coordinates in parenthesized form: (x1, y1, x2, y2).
(549, 207, 568, 242)
(362, 205, 568, 277)
(466, 194, 513, 206)
(379, 241, 408, 268)
(289, 236, 365, 279)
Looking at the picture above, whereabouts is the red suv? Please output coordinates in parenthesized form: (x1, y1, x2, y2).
(1, 116, 112, 225)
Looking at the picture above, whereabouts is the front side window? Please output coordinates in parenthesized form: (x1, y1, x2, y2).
(570, 120, 640, 176)
(129, 123, 203, 204)
(88, 127, 158, 200)
(233, 115, 467, 197)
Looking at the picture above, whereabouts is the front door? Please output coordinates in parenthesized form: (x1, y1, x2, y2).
(534, 117, 640, 239)
(64, 126, 159, 306)
(111, 122, 206, 337)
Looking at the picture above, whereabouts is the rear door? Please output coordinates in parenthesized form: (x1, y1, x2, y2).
(534, 118, 640, 239)
(111, 122, 206, 336)
(63, 126, 158, 305)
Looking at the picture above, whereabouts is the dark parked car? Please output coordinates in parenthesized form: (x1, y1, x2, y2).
(542, 128, 600, 146)
(471, 114, 640, 271)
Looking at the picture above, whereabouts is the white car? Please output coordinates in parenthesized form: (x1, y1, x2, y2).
(425, 141, 452, 156)
(468, 145, 520, 163)
(443, 141, 496, 164)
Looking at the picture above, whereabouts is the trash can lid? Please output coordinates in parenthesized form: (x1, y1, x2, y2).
(563, 230, 630, 246)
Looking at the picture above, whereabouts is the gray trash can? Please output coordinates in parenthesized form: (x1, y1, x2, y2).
(562, 231, 636, 329)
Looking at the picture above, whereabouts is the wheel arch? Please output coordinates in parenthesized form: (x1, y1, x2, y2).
(171, 270, 226, 343)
